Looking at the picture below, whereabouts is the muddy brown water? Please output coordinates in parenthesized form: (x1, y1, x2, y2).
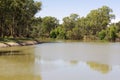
(0, 42, 120, 80)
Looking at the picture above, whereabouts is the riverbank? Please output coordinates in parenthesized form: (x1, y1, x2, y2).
(0, 40, 41, 48)
(0, 38, 119, 48)
(0, 38, 58, 48)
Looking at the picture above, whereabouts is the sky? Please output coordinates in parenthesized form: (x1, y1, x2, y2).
(35, 0, 120, 23)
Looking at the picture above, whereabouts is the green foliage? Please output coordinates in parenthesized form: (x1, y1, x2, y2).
(56, 29, 66, 39)
(66, 31, 73, 39)
(30, 17, 42, 37)
(50, 26, 66, 39)
(98, 30, 106, 40)
(115, 21, 120, 32)
(0, 3, 119, 42)
(41, 16, 59, 37)
(62, 13, 79, 31)
(106, 25, 117, 41)
(86, 6, 115, 35)
(116, 32, 120, 39)
(50, 30, 57, 38)
(66, 27, 83, 40)
(0, 0, 42, 38)
(49, 6, 116, 41)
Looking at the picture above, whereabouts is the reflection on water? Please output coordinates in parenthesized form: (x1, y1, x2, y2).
(36, 42, 120, 80)
(1, 42, 120, 80)
(70, 60, 79, 65)
(0, 75, 41, 80)
(39, 59, 120, 80)
(0, 46, 41, 80)
(70, 60, 112, 74)
(87, 62, 111, 74)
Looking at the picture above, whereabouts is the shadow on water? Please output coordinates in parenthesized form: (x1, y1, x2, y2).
(0, 50, 27, 56)
(0, 46, 34, 56)
(0, 46, 42, 80)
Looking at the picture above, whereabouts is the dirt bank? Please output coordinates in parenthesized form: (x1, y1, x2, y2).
(0, 41, 41, 48)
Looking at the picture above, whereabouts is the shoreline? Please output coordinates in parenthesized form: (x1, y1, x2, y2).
(0, 39, 119, 48)
(0, 40, 41, 48)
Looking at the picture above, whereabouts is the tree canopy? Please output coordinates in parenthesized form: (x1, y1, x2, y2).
(0, 0, 41, 38)
(0, 3, 120, 41)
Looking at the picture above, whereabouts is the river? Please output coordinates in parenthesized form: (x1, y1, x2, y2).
(0, 41, 120, 80)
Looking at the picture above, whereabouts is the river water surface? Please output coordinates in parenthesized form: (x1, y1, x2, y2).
(0, 41, 120, 80)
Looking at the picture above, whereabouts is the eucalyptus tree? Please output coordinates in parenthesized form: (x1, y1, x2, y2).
(62, 13, 79, 31)
(15, 0, 42, 37)
(0, 0, 9, 37)
(106, 25, 117, 41)
(76, 17, 90, 36)
(62, 13, 80, 39)
(41, 16, 59, 37)
(24, 0, 41, 37)
(86, 6, 115, 35)
(0, 0, 42, 38)
(115, 21, 120, 32)
(30, 17, 43, 37)
(115, 22, 120, 39)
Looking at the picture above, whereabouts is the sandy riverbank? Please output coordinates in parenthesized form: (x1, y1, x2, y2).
(0, 41, 41, 48)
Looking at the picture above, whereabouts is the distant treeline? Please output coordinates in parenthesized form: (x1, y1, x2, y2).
(0, 1, 120, 41)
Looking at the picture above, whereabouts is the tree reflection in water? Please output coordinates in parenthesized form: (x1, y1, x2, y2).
(0, 46, 41, 80)
(87, 62, 111, 74)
